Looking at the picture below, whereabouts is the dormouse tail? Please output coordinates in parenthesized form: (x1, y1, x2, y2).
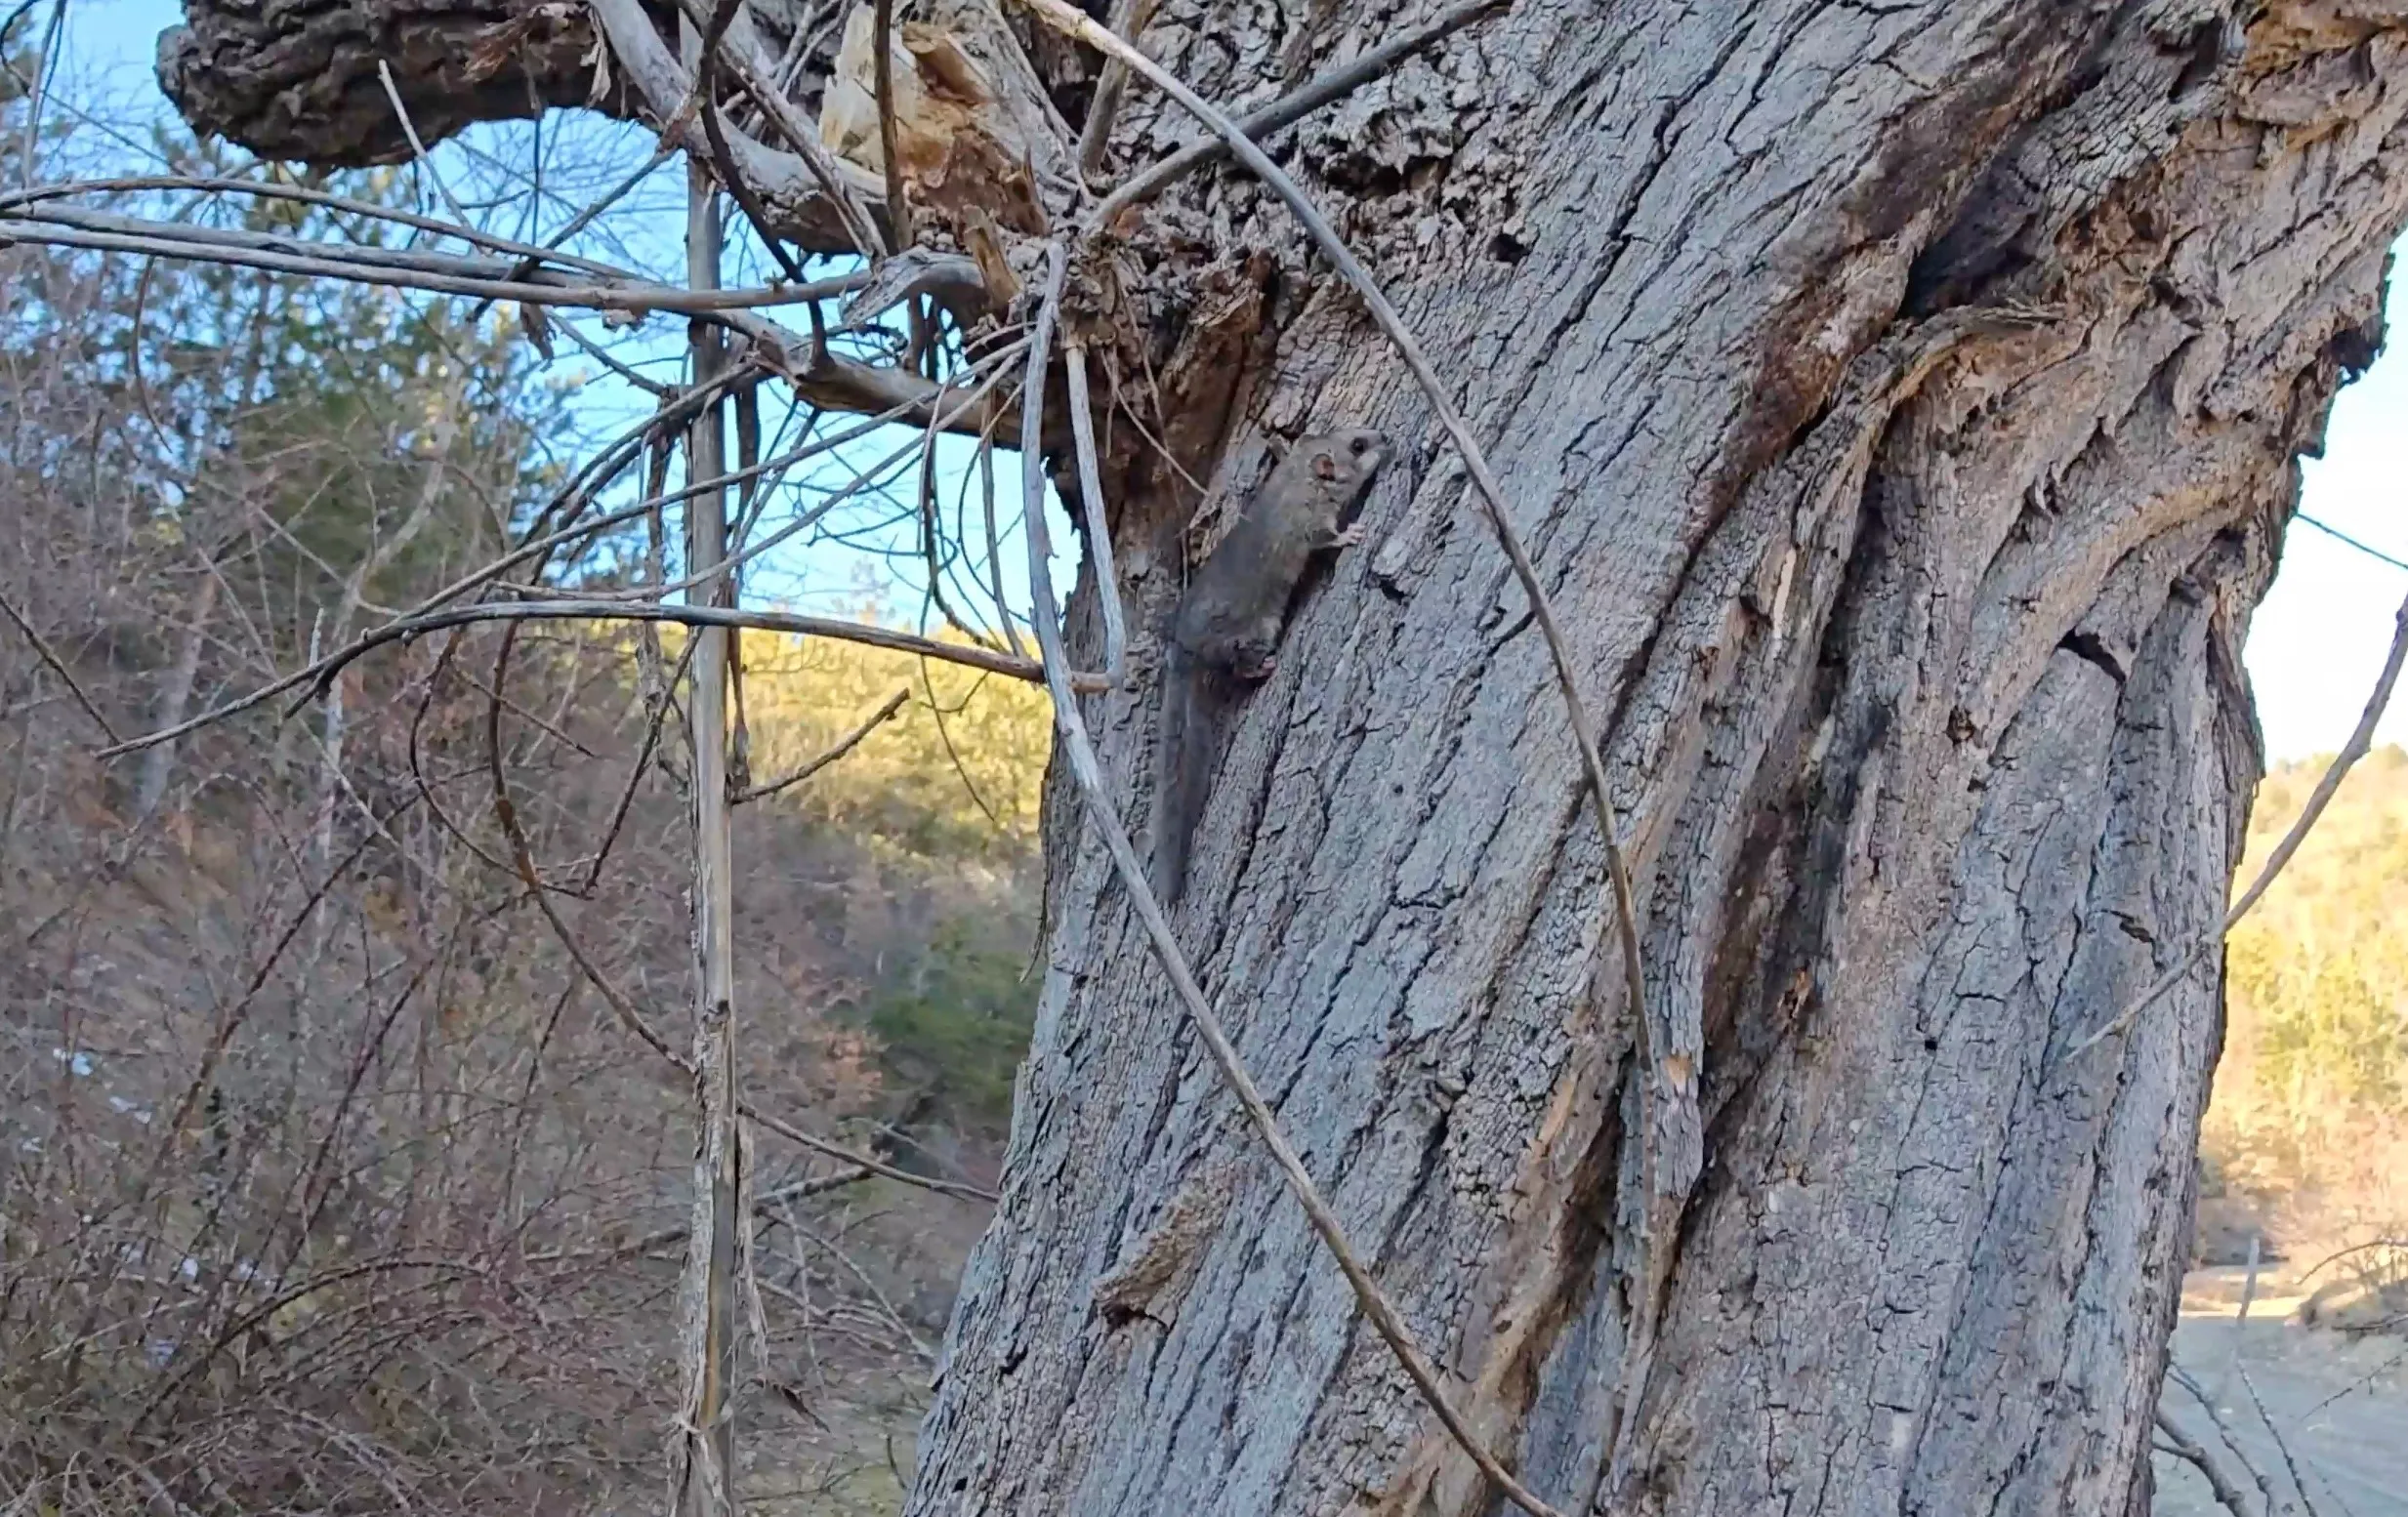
(1148, 647, 1226, 906)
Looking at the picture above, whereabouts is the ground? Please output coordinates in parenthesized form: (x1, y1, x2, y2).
(2156, 1266, 2408, 1516)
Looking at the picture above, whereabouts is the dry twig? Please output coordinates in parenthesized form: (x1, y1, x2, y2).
(0, 211, 851, 313)
(1061, 342, 1127, 683)
(0, 586, 118, 741)
(0, 174, 645, 277)
(98, 596, 1102, 764)
(2153, 1409, 2259, 1517)
(1075, 0, 1162, 179)
(2171, 1361, 2280, 1515)
(734, 685, 910, 803)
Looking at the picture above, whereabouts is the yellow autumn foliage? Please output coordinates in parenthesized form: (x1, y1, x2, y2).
(736, 626, 1054, 867)
(2206, 745, 2408, 1217)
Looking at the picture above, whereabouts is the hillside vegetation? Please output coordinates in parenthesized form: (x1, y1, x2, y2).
(0, 75, 1050, 1510)
(2205, 745, 2408, 1249)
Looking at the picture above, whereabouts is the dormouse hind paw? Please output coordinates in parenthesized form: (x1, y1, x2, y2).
(1328, 521, 1369, 549)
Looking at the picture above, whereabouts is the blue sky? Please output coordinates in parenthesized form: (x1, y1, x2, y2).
(37, 0, 2408, 763)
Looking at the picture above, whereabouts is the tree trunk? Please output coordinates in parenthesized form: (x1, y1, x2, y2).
(151, 0, 2408, 1512)
(911, 5, 2402, 1515)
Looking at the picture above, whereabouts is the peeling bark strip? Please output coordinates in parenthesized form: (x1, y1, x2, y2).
(149, 0, 2408, 1512)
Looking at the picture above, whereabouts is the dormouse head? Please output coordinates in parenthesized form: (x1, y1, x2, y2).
(1303, 427, 1390, 497)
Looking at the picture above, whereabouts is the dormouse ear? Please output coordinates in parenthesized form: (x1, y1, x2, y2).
(1312, 452, 1341, 481)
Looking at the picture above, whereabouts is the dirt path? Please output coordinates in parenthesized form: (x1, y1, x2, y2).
(2155, 1272, 2408, 1515)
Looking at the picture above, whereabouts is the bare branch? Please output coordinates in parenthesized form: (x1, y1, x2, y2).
(0, 175, 647, 279)
(701, 0, 812, 284)
(838, 247, 991, 331)
(1061, 342, 1126, 683)
(725, 308, 1033, 436)
(92, 356, 1066, 767)
(976, 403, 1025, 659)
(0, 586, 118, 741)
(734, 686, 909, 803)
(375, 58, 475, 226)
(16, 0, 62, 186)
(2153, 1409, 2259, 1517)
(294, 600, 1100, 719)
(93, 374, 758, 759)
(1076, 0, 1161, 181)
(533, 339, 1033, 607)
(0, 210, 860, 314)
(2171, 1362, 2280, 1515)
(586, 0, 884, 256)
(2296, 510, 2408, 572)
(2232, 1356, 2326, 1517)
(739, 1099, 995, 1203)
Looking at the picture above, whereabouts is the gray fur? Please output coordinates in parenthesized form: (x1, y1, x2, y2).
(1148, 428, 1389, 903)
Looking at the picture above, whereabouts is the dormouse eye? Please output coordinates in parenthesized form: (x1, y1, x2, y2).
(1347, 435, 1371, 457)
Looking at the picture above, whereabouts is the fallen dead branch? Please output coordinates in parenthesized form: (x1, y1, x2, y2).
(2153, 1408, 2258, 1517)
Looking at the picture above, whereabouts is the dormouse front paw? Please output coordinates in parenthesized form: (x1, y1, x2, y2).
(1328, 521, 1369, 549)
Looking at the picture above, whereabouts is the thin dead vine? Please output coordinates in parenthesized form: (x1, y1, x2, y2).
(1017, 237, 1572, 1517)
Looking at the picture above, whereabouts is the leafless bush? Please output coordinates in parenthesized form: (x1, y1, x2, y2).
(0, 152, 1001, 1515)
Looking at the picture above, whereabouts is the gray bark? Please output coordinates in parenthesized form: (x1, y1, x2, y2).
(157, 0, 617, 166)
(149, 0, 2408, 1512)
(914, 4, 2402, 1515)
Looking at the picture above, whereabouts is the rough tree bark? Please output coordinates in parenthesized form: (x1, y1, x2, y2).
(154, 0, 2408, 1513)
